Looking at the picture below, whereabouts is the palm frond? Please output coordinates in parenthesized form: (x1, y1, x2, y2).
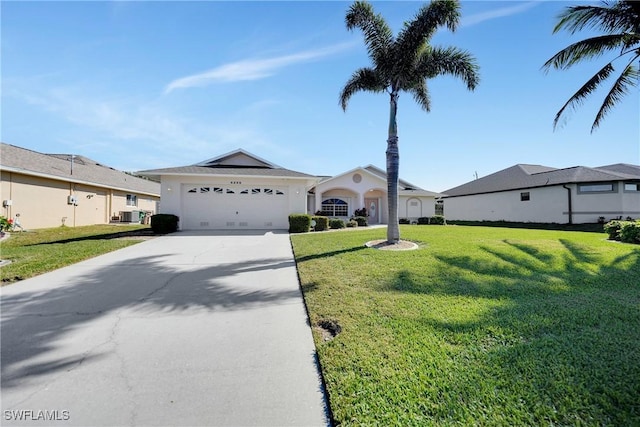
(396, 0, 460, 67)
(339, 67, 387, 111)
(591, 56, 640, 131)
(345, 1, 394, 71)
(407, 81, 431, 113)
(416, 46, 480, 91)
(554, 2, 639, 35)
(542, 34, 632, 71)
(553, 62, 616, 130)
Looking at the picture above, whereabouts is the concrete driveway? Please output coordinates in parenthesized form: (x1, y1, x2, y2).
(1, 230, 330, 426)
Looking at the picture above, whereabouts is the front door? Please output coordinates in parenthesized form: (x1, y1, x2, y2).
(365, 198, 379, 224)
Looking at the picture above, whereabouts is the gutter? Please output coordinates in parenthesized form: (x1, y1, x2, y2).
(562, 184, 573, 225)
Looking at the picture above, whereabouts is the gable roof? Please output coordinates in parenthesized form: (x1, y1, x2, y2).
(442, 163, 640, 197)
(316, 164, 439, 196)
(138, 149, 316, 180)
(1, 143, 160, 196)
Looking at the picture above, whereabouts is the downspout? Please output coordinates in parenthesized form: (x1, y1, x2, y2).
(563, 184, 572, 225)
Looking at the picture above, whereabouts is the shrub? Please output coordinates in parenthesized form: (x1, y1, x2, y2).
(603, 220, 622, 240)
(0, 216, 13, 232)
(150, 214, 179, 234)
(289, 214, 311, 233)
(352, 216, 368, 227)
(619, 221, 640, 244)
(399, 218, 411, 225)
(417, 217, 429, 225)
(312, 215, 329, 232)
(430, 215, 447, 225)
(329, 218, 345, 229)
(353, 207, 368, 217)
(346, 219, 358, 228)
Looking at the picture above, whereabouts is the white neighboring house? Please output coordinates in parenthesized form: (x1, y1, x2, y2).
(309, 165, 440, 224)
(441, 164, 640, 224)
(138, 149, 318, 230)
(139, 149, 441, 230)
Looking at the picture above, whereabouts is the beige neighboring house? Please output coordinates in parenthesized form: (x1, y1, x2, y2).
(0, 142, 160, 229)
(441, 163, 640, 224)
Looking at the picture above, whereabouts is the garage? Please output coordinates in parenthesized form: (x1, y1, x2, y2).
(138, 149, 318, 230)
(181, 184, 290, 230)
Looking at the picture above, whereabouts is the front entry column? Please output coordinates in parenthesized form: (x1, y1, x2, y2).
(315, 192, 322, 215)
(358, 193, 365, 214)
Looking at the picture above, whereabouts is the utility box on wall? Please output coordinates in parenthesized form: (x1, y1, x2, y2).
(67, 195, 78, 205)
(2, 200, 12, 207)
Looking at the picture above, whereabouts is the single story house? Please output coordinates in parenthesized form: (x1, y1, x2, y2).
(0, 142, 160, 229)
(310, 165, 440, 225)
(139, 149, 440, 230)
(441, 163, 640, 224)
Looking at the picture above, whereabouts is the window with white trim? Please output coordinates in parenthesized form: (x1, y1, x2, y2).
(126, 194, 138, 206)
(624, 182, 640, 192)
(321, 198, 348, 216)
(578, 183, 617, 194)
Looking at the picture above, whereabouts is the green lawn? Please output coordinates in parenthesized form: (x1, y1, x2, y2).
(1, 224, 151, 284)
(291, 225, 640, 426)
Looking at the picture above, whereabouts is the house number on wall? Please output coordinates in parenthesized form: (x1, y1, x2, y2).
(230, 181, 242, 184)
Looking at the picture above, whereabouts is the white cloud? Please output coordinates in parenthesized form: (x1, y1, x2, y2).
(164, 42, 355, 94)
(461, 1, 539, 28)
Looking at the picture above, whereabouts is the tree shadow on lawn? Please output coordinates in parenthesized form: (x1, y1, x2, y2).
(382, 240, 640, 424)
(1, 253, 302, 389)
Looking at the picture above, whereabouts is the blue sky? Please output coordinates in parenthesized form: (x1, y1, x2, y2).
(2, 1, 638, 192)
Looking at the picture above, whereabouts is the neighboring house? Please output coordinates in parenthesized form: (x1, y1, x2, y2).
(441, 163, 640, 224)
(0, 143, 160, 229)
(139, 149, 440, 230)
(310, 165, 440, 224)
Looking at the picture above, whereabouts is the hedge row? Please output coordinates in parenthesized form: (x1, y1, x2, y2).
(288, 214, 364, 233)
(399, 215, 447, 225)
(604, 220, 640, 244)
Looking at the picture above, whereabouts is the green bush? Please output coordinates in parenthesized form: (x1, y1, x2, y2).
(0, 216, 13, 232)
(603, 220, 622, 240)
(352, 216, 368, 227)
(619, 221, 640, 244)
(289, 214, 311, 233)
(312, 215, 329, 232)
(329, 218, 345, 229)
(346, 219, 358, 228)
(399, 218, 411, 225)
(430, 215, 447, 225)
(150, 214, 179, 234)
(417, 217, 429, 225)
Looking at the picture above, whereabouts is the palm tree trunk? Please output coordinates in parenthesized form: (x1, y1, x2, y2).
(386, 91, 400, 243)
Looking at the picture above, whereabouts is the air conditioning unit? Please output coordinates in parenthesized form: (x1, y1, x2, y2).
(67, 195, 78, 205)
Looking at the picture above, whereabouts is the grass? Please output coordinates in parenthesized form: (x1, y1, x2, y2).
(291, 225, 640, 426)
(0, 224, 152, 284)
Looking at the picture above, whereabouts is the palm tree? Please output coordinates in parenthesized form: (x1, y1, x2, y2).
(543, 0, 640, 132)
(339, 0, 479, 243)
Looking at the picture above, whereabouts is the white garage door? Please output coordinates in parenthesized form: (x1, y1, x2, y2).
(182, 184, 289, 230)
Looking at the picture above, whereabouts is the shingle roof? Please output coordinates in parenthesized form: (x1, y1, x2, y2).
(137, 165, 315, 179)
(1, 143, 160, 196)
(443, 163, 640, 197)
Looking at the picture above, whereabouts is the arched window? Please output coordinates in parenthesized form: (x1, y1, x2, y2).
(321, 198, 348, 217)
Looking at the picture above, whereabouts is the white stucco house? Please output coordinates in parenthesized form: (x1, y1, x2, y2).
(139, 149, 440, 230)
(441, 163, 640, 224)
(309, 165, 440, 225)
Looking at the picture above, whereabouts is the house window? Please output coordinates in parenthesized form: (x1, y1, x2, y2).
(624, 182, 640, 192)
(321, 198, 348, 216)
(126, 194, 138, 206)
(578, 183, 617, 194)
(520, 192, 530, 201)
